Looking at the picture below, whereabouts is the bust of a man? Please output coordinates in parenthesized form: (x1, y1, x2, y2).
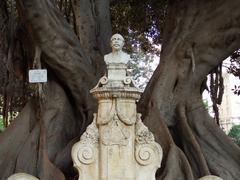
(104, 34, 130, 65)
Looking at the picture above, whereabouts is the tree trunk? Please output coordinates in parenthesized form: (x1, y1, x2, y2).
(0, 0, 240, 180)
(0, 0, 110, 179)
(139, 0, 240, 179)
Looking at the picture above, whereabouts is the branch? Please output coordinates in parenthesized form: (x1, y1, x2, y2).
(140, 0, 240, 123)
(162, 0, 240, 78)
(71, 0, 111, 78)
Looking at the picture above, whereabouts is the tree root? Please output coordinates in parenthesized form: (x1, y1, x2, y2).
(176, 103, 210, 178)
(0, 81, 83, 180)
(186, 101, 240, 180)
(143, 108, 194, 180)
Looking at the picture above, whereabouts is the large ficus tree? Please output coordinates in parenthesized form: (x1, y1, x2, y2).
(0, 0, 240, 180)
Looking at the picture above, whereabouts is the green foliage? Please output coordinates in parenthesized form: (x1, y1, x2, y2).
(202, 99, 209, 110)
(110, 0, 165, 89)
(228, 125, 240, 146)
(110, 0, 168, 54)
(228, 50, 240, 96)
(128, 47, 159, 89)
(0, 116, 4, 132)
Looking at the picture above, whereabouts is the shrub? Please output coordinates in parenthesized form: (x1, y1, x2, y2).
(228, 125, 240, 146)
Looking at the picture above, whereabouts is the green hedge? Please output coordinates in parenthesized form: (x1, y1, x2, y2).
(0, 116, 4, 132)
(228, 125, 240, 146)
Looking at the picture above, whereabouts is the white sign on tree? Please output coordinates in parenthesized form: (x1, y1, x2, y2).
(29, 69, 47, 83)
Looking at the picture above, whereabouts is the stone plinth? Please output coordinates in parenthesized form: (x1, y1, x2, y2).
(72, 62, 162, 180)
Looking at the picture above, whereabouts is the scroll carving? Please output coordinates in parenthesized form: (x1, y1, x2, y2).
(135, 113, 154, 144)
(71, 114, 99, 180)
(74, 114, 98, 165)
(80, 114, 99, 144)
(77, 145, 96, 165)
(135, 113, 162, 168)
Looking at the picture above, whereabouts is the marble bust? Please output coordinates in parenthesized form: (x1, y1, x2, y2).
(104, 33, 130, 65)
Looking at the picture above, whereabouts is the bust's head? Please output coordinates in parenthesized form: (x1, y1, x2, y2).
(110, 34, 124, 52)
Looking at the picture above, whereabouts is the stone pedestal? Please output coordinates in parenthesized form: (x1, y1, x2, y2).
(72, 63, 162, 180)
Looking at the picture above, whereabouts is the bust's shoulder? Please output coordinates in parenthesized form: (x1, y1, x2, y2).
(104, 51, 130, 64)
(104, 53, 112, 64)
(122, 51, 130, 58)
(104, 53, 112, 59)
(121, 52, 130, 64)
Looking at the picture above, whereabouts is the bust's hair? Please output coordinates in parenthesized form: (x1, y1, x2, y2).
(111, 34, 124, 41)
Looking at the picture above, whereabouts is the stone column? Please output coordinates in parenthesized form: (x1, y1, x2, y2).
(92, 64, 139, 180)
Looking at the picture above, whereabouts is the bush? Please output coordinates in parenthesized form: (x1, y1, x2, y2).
(228, 125, 240, 146)
(0, 116, 4, 132)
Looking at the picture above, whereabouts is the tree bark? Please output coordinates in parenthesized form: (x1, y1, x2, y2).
(139, 0, 240, 179)
(0, 0, 111, 179)
(71, 0, 111, 77)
